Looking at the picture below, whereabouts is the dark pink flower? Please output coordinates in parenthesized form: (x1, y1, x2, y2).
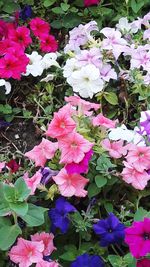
(125, 218, 150, 258)
(30, 17, 50, 37)
(0, 20, 8, 40)
(40, 35, 58, 53)
(84, 0, 100, 7)
(8, 26, 32, 48)
(137, 258, 150, 267)
(6, 159, 20, 173)
(65, 149, 93, 174)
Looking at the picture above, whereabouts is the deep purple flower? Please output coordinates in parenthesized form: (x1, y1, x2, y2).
(48, 197, 76, 234)
(71, 253, 104, 267)
(40, 167, 59, 185)
(93, 213, 125, 247)
(19, 5, 32, 21)
(140, 112, 150, 136)
(65, 149, 93, 174)
(0, 120, 10, 129)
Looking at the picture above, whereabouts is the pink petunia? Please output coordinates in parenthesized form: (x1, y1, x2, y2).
(92, 113, 117, 128)
(53, 168, 89, 197)
(40, 34, 58, 53)
(65, 95, 100, 116)
(121, 161, 150, 190)
(23, 171, 42, 195)
(46, 104, 76, 139)
(36, 260, 59, 267)
(0, 161, 5, 172)
(25, 138, 58, 167)
(29, 17, 50, 38)
(58, 132, 93, 164)
(125, 145, 150, 172)
(125, 218, 150, 258)
(31, 232, 56, 256)
(8, 26, 32, 48)
(9, 237, 44, 267)
(101, 139, 128, 158)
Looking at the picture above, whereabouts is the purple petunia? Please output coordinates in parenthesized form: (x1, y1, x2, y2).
(19, 5, 32, 21)
(93, 213, 125, 247)
(40, 167, 59, 185)
(48, 197, 76, 234)
(71, 253, 104, 267)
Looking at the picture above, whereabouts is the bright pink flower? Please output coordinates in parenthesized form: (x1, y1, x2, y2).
(53, 168, 89, 197)
(23, 171, 42, 195)
(65, 149, 93, 174)
(101, 139, 128, 158)
(137, 258, 150, 267)
(92, 114, 117, 128)
(29, 17, 50, 38)
(125, 218, 150, 258)
(46, 104, 76, 139)
(31, 232, 56, 256)
(25, 138, 58, 167)
(121, 161, 150, 190)
(40, 35, 58, 53)
(6, 159, 20, 173)
(8, 26, 32, 48)
(0, 39, 23, 56)
(0, 162, 5, 172)
(84, 0, 100, 7)
(0, 20, 8, 40)
(58, 132, 93, 164)
(65, 95, 100, 116)
(36, 260, 59, 267)
(126, 145, 150, 172)
(9, 237, 44, 267)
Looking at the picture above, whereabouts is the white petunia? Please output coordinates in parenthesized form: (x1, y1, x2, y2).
(0, 79, 11, 94)
(116, 17, 139, 34)
(41, 53, 60, 69)
(67, 64, 104, 98)
(63, 58, 80, 78)
(23, 51, 44, 77)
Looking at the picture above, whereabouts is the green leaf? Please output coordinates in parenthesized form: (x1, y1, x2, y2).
(108, 255, 122, 266)
(104, 92, 118, 105)
(0, 104, 12, 114)
(43, 0, 56, 7)
(21, 204, 47, 226)
(104, 202, 113, 213)
(0, 224, 21, 250)
(61, 2, 70, 11)
(52, 7, 65, 14)
(95, 175, 107, 188)
(51, 20, 62, 29)
(88, 183, 101, 198)
(62, 13, 82, 28)
(0, 217, 11, 227)
(3, 184, 16, 202)
(9, 202, 28, 217)
(60, 250, 77, 261)
(14, 178, 31, 201)
(134, 207, 150, 221)
(130, 0, 145, 13)
(0, 183, 10, 216)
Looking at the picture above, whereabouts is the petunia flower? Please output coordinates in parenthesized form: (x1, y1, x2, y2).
(25, 138, 58, 167)
(58, 132, 93, 164)
(40, 167, 59, 185)
(101, 139, 128, 158)
(40, 35, 58, 53)
(0, 162, 5, 172)
(8, 26, 32, 49)
(36, 260, 59, 267)
(71, 253, 104, 267)
(48, 197, 76, 233)
(6, 159, 20, 173)
(31, 232, 56, 256)
(93, 213, 125, 246)
(46, 104, 76, 139)
(53, 168, 89, 197)
(92, 114, 117, 128)
(23, 171, 42, 195)
(125, 218, 150, 258)
(0, 79, 11, 94)
(9, 237, 44, 267)
(136, 258, 150, 267)
(29, 17, 50, 38)
(19, 5, 32, 21)
(121, 161, 150, 190)
(84, 0, 100, 7)
(0, 19, 8, 40)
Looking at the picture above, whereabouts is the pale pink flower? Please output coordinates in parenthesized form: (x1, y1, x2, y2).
(130, 48, 150, 70)
(143, 28, 150, 40)
(58, 132, 93, 164)
(92, 114, 117, 128)
(121, 161, 150, 190)
(65, 95, 100, 116)
(100, 64, 117, 82)
(100, 28, 127, 59)
(53, 168, 89, 197)
(46, 104, 76, 139)
(126, 145, 150, 172)
(31, 232, 56, 256)
(23, 171, 42, 195)
(9, 237, 44, 267)
(36, 260, 59, 267)
(0, 161, 5, 172)
(101, 139, 127, 158)
(25, 138, 58, 167)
